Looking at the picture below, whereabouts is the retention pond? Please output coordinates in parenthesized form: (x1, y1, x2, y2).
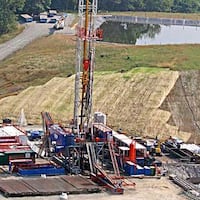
(100, 21, 200, 45)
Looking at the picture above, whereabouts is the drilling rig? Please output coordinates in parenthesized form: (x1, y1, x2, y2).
(38, 3, 126, 192)
(73, 0, 99, 137)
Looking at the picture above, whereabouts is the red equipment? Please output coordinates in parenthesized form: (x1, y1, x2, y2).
(91, 163, 124, 194)
(129, 140, 136, 163)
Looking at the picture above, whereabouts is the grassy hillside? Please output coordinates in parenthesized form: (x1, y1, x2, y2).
(96, 43, 200, 71)
(0, 69, 192, 142)
(1, 34, 200, 99)
(1, 34, 200, 141)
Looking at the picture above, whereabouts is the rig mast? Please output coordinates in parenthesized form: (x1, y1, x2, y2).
(74, 0, 98, 136)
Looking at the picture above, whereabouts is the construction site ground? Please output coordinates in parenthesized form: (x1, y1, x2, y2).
(0, 155, 188, 199)
(0, 14, 200, 200)
(0, 176, 186, 200)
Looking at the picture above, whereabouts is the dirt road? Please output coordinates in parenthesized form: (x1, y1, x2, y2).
(0, 23, 52, 61)
(0, 14, 75, 62)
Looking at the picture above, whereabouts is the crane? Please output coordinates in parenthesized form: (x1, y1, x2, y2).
(73, 0, 99, 137)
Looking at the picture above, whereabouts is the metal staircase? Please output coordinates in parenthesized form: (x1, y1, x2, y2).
(86, 142, 97, 173)
(108, 142, 120, 177)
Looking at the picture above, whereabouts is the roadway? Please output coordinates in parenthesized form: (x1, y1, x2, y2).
(0, 14, 75, 62)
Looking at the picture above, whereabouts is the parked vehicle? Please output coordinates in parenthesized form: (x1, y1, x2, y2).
(54, 16, 65, 30)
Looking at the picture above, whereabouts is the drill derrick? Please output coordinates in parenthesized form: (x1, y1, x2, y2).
(74, 0, 98, 136)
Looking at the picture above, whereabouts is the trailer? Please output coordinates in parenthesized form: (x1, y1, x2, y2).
(20, 14, 33, 23)
(39, 13, 48, 23)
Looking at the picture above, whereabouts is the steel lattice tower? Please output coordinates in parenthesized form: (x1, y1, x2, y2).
(74, 0, 98, 136)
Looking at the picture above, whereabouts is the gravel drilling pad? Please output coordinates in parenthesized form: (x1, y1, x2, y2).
(0, 175, 101, 197)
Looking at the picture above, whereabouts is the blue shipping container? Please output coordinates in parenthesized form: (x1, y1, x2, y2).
(144, 166, 151, 176)
(124, 161, 135, 176)
(136, 158, 145, 167)
(136, 165, 144, 175)
(18, 167, 65, 176)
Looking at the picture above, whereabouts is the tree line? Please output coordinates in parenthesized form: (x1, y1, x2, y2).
(1, 0, 200, 35)
(52, 0, 200, 13)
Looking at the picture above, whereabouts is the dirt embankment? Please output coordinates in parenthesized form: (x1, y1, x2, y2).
(0, 69, 196, 142)
(161, 70, 200, 143)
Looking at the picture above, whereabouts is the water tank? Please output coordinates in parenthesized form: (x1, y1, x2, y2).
(60, 193, 68, 200)
(94, 112, 106, 124)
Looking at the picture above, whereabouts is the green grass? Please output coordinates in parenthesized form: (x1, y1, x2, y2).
(0, 25, 24, 44)
(96, 43, 200, 72)
(122, 67, 166, 80)
(1, 34, 200, 97)
(130, 67, 166, 73)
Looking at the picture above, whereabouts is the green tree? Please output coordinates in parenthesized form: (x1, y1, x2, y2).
(49, 0, 200, 13)
(130, 0, 145, 11)
(172, 0, 200, 13)
(144, 0, 173, 12)
(23, 0, 52, 15)
(51, 0, 77, 11)
(51, 0, 68, 11)
(0, 0, 25, 35)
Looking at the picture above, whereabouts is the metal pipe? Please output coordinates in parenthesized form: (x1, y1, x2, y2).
(83, 0, 89, 60)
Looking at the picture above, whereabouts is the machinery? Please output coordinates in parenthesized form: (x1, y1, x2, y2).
(150, 140, 162, 156)
(39, 112, 74, 157)
(91, 163, 124, 194)
(39, 0, 125, 194)
(154, 141, 162, 156)
(72, 1, 124, 193)
(73, 0, 100, 137)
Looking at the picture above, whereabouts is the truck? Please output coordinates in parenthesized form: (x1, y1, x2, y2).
(54, 16, 65, 30)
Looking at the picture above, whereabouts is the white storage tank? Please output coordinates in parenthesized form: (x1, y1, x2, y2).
(59, 193, 68, 200)
(94, 112, 106, 125)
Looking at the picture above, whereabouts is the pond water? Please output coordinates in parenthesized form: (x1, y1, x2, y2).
(100, 21, 200, 45)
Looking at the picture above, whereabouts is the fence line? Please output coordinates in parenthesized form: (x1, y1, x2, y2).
(105, 15, 200, 27)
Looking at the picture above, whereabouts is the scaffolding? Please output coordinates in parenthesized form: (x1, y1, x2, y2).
(74, 0, 98, 137)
